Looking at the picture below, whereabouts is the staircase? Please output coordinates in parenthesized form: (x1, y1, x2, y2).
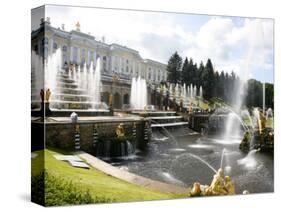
(132, 111, 189, 129)
(31, 71, 110, 117)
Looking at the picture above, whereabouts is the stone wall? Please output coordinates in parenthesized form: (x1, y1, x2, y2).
(32, 120, 150, 154)
(189, 114, 210, 132)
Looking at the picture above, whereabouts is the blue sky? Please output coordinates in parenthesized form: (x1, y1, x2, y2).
(33, 5, 274, 83)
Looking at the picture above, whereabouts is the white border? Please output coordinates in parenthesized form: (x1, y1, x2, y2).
(0, 0, 280, 211)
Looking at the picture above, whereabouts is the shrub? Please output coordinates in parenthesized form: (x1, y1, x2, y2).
(32, 171, 112, 206)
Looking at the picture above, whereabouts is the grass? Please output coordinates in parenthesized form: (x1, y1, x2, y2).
(198, 99, 209, 110)
(31, 149, 187, 206)
(188, 97, 209, 110)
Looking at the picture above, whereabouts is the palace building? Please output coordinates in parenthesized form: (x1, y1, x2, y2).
(31, 18, 167, 108)
(31, 18, 167, 84)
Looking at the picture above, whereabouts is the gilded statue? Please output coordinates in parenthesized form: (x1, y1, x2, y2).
(45, 88, 51, 102)
(190, 182, 201, 196)
(116, 123, 125, 138)
(190, 168, 236, 196)
(40, 89, 45, 102)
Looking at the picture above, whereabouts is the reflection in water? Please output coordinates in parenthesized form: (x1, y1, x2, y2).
(106, 128, 273, 194)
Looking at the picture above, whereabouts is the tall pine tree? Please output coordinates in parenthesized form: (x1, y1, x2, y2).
(202, 58, 215, 100)
(167, 52, 182, 84)
(181, 57, 189, 85)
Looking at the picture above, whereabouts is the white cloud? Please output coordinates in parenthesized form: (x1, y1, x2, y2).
(184, 17, 273, 82)
(45, 6, 274, 82)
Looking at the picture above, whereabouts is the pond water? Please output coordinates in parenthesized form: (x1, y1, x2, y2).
(103, 128, 274, 194)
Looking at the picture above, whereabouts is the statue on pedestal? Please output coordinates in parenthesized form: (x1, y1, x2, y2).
(116, 123, 125, 138)
(45, 89, 51, 102)
(40, 89, 45, 103)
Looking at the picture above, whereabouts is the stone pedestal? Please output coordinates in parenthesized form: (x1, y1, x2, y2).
(40, 102, 52, 116)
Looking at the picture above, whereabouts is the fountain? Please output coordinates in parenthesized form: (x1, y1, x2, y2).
(45, 48, 62, 94)
(199, 86, 203, 98)
(31, 48, 109, 116)
(222, 20, 267, 144)
(237, 149, 259, 169)
(89, 58, 102, 108)
(239, 107, 273, 152)
(266, 108, 273, 120)
(31, 50, 44, 108)
(190, 84, 193, 98)
(182, 83, 186, 100)
(130, 77, 147, 110)
(194, 85, 197, 97)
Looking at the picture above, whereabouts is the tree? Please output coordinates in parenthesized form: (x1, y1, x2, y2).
(181, 57, 189, 85)
(165, 52, 274, 109)
(265, 83, 274, 109)
(245, 79, 263, 108)
(214, 71, 220, 97)
(217, 71, 225, 100)
(202, 58, 215, 100)
(167, 52, 182, 84)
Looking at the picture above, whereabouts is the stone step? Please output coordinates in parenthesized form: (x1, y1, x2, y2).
(56, 77, 77, 84)
(50, 100, 108, 110)
(50, 100, 93, 110)
(54, 87, 87, 95)
(151, 122, 189, 128)
(52, 93, 93, 102)
(131, 111, 177, 117)
(57, 73, 71, 79)
(150, 116, 183, 120)
(56, 81, 78, 89)
(150, 116, 184, 124)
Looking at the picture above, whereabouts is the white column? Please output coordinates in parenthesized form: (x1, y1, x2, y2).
(70, 46, 73, 62)
(111, 56, 114, 73)
(119, 57, 122, 73)
(87, 50, 90, 66)
(77, 48, 80, 64)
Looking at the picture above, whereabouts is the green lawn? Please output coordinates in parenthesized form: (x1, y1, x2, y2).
(31, 149, 187, 206)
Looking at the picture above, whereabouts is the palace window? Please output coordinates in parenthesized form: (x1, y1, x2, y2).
(42, 37, 48, 45)
(103, 56, 107, 72)
(33, 44, 38, 53)
(53, 42, 58, 50)
(52, 42, 58, 53)
(62, 45, 67, 52)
